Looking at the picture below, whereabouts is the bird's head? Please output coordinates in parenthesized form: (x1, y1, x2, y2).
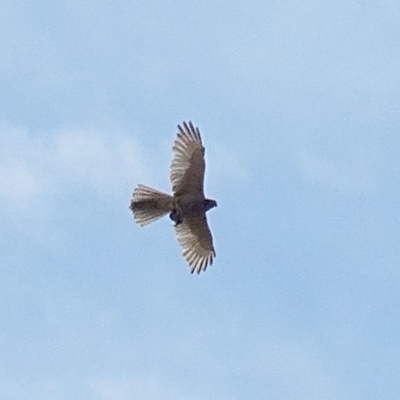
(204, 198, 217, 212)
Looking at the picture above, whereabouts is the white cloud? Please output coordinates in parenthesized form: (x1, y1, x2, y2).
(0, 123, 151, 211)
(0, 124, 45, 208)
(51, 128, 149, 195)
(0, 159, 44, 208)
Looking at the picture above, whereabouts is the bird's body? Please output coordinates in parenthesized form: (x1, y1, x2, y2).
(177, 194, 205, 215)
(130, 121, 217, 274)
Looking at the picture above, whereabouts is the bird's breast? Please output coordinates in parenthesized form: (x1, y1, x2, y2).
(177, 195, 204, 215)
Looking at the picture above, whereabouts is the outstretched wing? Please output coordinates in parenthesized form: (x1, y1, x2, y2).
(170, 121, 205, 197)
(174, 213, 216, 274)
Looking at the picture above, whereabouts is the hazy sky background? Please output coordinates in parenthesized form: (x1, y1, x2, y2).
(1, 1, 400, 399)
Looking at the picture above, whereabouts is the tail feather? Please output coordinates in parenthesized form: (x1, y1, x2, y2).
(130, 184, 174, 226)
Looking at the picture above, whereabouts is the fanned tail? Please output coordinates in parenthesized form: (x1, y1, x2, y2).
(130, 184, 174, 226)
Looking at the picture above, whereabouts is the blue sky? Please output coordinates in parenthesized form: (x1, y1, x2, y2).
(1, 1, 400, 399)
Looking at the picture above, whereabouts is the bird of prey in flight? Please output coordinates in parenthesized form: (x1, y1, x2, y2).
(130, 121, 217, 274)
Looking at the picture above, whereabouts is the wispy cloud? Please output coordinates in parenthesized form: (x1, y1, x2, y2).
(0, 158, 44, 208)
(0, 124, 46, 208)
(51, 128, 149, 195)
(0, 123, 150, 211)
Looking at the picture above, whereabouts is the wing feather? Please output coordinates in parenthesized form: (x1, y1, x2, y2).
(174, 213, 216, 274)
(170, 121, 205, 197)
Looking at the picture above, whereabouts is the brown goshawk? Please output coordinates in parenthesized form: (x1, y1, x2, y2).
(130, 121, 217, 274)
